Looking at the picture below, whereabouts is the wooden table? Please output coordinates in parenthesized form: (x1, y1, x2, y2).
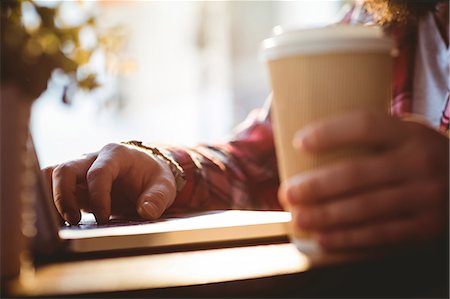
(4, 238, 448, 298)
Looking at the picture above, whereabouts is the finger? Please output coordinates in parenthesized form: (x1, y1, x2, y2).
(75, 183, 91, 212)
(41, 166, 54, 195)
(281, 150, 405, 206)
(316, 212, 444, 251)
(136, 175, 176, 220)
(293, 110, 402, 152)
(52, 157, 95, 225)
(86, 151, 121, 224)
(292, 179, 444, 230)
(52, 164, 80, 224)
(42, 166, 65, 223)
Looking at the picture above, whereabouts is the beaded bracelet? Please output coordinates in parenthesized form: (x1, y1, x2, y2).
(121, 140, 186, 192)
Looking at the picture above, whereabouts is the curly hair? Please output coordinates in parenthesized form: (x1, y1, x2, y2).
(363, 0, 445, 24)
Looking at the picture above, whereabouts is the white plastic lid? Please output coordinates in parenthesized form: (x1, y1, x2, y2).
(260, 24, 395, 61)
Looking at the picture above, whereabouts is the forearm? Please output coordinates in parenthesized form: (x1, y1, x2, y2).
(164, 108, 281, 213)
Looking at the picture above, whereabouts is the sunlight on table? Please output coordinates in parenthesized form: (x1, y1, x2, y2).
(11, 244, 310, 297)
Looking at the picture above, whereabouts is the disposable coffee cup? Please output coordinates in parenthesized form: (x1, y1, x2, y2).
(261, 25, 395, 254)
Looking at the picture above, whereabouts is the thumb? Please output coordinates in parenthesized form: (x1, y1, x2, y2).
(136, 178, 176, 220)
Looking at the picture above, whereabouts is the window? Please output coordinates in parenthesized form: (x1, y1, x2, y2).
(31, 1, 346, 167)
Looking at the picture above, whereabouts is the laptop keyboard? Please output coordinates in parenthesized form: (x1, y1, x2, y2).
(65, 213, 172, 229)
(63, 211, 229, 230)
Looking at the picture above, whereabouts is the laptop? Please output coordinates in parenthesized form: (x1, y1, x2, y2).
(30, 138, 292, 255)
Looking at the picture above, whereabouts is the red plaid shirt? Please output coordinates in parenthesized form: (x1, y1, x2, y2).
(165, 5, 449, 213)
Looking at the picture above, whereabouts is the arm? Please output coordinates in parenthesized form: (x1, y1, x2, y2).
(46, 97, 281, 224)
(166, 99, 280, 213)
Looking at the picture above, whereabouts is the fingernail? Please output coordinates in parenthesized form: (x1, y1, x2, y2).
(283, 176, 304, 205)
(278, 185, 290, 210)
(140, 201, 159, 220)
(64, 212, 81, 225)
(283, 184, 293, 206)
(293, 129, 310, 150)
(282, 178, 294, 199)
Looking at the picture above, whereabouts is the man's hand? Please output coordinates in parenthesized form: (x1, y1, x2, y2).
(278, 110, 449, 251)
(42, 143, 177, 225)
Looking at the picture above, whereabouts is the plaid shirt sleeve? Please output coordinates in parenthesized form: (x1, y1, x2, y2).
(344, 2, 449, 134)
(162, 3, 449, 214)
(164, 97, 281, 213)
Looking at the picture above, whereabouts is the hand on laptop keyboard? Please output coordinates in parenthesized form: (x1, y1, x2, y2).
(42, 143, 177, 225)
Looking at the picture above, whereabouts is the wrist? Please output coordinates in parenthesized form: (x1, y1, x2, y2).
(121, 140, 186, 192)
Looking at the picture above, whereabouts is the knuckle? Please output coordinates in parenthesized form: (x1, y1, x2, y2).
(102, 143, 127, 157)
(52, 163, 72, 177)
(42, 166, 54, 174)
(101, 143, 119, 152)
(86, 167, 106, 182)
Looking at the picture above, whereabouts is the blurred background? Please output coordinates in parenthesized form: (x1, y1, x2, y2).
(31, 0, 350, 167)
